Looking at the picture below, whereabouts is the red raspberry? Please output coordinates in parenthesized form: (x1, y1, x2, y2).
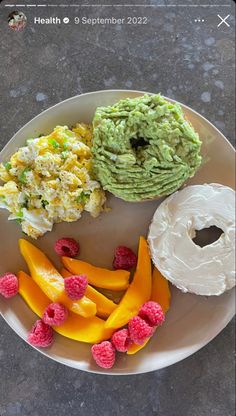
(42, 303, 68, 326)
(111, 328, 133, 352)
(27, 319, 54, 348)
(139, 301, 165, 327)
(0, 273, 18, 298)
(64, 274, 88, 301)
(54, 238, 80, 257)
(113, 246, 137, 270)
(91, 341, 116, 369)
(128, 316, 155, 345)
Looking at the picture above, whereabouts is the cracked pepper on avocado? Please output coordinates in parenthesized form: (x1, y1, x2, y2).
(0, 94, 202, 237)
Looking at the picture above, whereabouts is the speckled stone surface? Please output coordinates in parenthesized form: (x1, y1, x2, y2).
(0, 1, 235, 415)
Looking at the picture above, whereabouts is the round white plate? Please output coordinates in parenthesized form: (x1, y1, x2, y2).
(0, 90, 235, 375)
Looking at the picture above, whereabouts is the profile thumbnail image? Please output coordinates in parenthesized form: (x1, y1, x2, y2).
(8, 11, 27, 32)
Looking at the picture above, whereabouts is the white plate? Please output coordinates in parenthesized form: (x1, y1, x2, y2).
(0, 90, 235, 375)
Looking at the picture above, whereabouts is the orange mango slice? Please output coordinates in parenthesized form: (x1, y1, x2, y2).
(18, 270, 49, 316)
(96, 287, 125, 305)
(151, 266, 171, 313)
(105, 237, 152, 330)
(61, 268, 117, 319)
(127, 338, 150, 355)
(18, 271, 114, 344)
(127, 266, 171, 354)
(19, 239, 96, 318)
(62, 257, 130, 291)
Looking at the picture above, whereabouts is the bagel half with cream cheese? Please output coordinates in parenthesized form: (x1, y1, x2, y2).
(148, 183, 235, 296)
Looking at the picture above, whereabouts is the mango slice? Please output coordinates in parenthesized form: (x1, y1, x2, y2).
(61, 268, 117, 319)
(55, 312, 113, 344)
(127, 266, 171, 354)
(105, 237, 152, 329)
(96, 287, 125, 305)
(19, 239, 96, 318)
(127, 338, 150, 355)
(62, 257, 130, 291)
(151, 266, 171, 313)
(18, 271, 114, 344)
(18, 270, 49, 316)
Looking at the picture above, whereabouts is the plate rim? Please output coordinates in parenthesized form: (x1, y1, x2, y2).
(1, 89, 235, 161)
(0, 299, 234, 375)
(0, 89, 235, 375)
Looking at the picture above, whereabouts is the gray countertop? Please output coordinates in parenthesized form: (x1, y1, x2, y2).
(0, 1, 235, 415)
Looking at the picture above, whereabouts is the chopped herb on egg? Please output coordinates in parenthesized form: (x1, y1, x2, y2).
(19, 168, 31, 184)
(76, 191, 90, 204)
(41, 200, 49, 208)
(4, 162, 12, 171)
(62, 137, 68, 150)
(15, 209, 24, 223)
(65, 129, 74, 137)
(48, 138, 60, 149)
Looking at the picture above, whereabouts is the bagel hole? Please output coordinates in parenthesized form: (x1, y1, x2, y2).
(192, 226, 224, 248)
(130, 136, 149, 150)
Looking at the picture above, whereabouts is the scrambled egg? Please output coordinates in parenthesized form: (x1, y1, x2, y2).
(0, 124, 106, 239)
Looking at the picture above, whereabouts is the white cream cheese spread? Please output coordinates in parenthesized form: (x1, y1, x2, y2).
(148, 183, 235, 296)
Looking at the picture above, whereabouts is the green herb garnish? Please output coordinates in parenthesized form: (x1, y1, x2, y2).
(41, 200, 49, 208)
(15, 209, 24, 223)
(16, 210, 23, 218)
(19, 168, 31, 184)
(65, 129, 75, 137)
(4, 162, 12, 171)
(62, 137, 69, 151)
(48, 139, 60, 149)
(76, 191, 90, 205)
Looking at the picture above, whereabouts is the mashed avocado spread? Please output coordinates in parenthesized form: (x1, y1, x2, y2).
(92, 94, 202, 201)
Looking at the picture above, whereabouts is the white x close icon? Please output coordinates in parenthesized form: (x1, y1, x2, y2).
(217, 14, 230, 28)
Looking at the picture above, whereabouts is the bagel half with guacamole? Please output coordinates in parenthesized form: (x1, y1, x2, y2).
(92, 94, 202, 202)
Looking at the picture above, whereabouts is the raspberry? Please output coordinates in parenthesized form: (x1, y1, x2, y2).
(128, 316, 155, 345)
(54, 238, 80, 257)
(27, 320, 54, 348)
(0, 273, 18, 298)
(42, 303, 68, 326)
(91, 341, 116, 369)
(113, 246, 137, 270)
(111, 328, 133, 352)
(64, 274, 88, 301)
(139, 301, 165, 327)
